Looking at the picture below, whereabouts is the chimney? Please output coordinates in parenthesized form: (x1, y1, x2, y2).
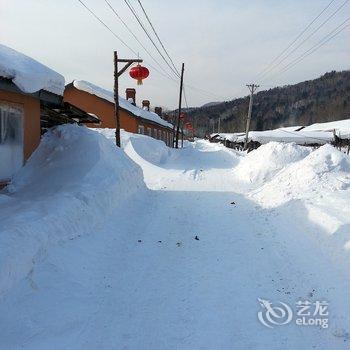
(125, 88, 136, 105)
(154, 107, 162, 117)
(142, 100, 150, 111)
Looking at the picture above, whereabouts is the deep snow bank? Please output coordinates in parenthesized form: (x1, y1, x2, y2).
(234, 142, 311, 184)
(252, 144, 350, 206)
(0, 125, 144, 296)
(123, 133, 171, 165)
(91, 128, 171, 166)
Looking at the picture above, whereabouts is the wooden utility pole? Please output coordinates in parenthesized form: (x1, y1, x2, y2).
(175, 63, 185, 149)
(218, 117, 221, 133)
(172, 115, 176, 147)
(244, 83, 259, 150)
(114, 51, 143, 147)
(181, 121, 184, 148)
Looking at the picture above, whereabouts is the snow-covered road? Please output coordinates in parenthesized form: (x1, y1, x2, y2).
(1, 132, 350, 349)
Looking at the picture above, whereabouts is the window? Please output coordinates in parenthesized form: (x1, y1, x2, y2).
(0, 102, 24, 180)
(152, 128, 157, 139)
(162, 130, 166, 142)
(147, 128, 152, 137)
(158, 129, 162, 140)
(137, 125, 145, 134)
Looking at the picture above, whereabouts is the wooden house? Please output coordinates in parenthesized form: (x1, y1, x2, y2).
(64, 80, 174, 146)
(0, 44, 98, 187)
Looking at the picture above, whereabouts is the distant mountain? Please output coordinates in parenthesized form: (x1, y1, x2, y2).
(186, 71, 350, 136)
(200, 101, 222, 108)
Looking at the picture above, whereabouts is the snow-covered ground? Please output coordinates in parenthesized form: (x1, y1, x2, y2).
(1, 126, 350, 349)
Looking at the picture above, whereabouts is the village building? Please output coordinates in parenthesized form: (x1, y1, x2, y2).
(0, 44, 98, 187)
(64, 80, 174, 147)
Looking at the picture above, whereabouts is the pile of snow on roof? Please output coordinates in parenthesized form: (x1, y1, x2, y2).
(303, 119, 350, 138)
(0, 43, 65, 95)
(73, 80, 172, 128)
(212, 119, 350, 145)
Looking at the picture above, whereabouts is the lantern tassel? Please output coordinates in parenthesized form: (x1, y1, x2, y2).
(137, 79, 143, 85)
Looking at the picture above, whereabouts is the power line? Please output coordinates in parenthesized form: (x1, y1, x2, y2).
(76, 0, 180, 85)
(183, 83, 229, 100)
(77, 0, 138, 55)
(270, 17, 350, 79)
(183, 86, 189, 109)
(255, 0, 337, 80)
(104, 0, 175, 80)
(123, 0, 180, 78)
(136, 0, 180, 76)
(260, 0, 350, 81)
(76, 0, 227, 104)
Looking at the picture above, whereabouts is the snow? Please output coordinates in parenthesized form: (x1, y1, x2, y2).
(234, 142, 311, 184)
(1, 128, 350, 349)
(72, 80, 173, 128)
(218, 129, 334, 144)
(212, 120, 350, 145)
(0, 44, 65, 95)
(303, 119, 350, 138)
(0, 124, 144, 296)
(252, 144, 350, 207)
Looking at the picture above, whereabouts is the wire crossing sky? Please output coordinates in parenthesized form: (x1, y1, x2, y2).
(0, 0, 349, 108)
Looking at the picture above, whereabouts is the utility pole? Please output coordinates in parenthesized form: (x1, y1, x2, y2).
(172, 114, 176, 148)
(181, 121, 184, 148)
(218, 117, 221, 133)
(244, 83, 259, 150)
(175, 63, 185, 149)
(114, 51, 143, 147)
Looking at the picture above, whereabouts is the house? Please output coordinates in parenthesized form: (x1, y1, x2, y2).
(64, 80, 174, 147)
(0, 44, 98, 187)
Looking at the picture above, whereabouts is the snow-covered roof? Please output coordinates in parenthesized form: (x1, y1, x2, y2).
(72, 80, 173, 129)
(242, 129, 333, 144)
(212, 120, 350, 145)
(0, 44, 65, 96)
(303, 119, 350, 137)
(213, 128, 333, 145)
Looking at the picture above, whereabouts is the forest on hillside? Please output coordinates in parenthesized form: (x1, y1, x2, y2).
(186, 71, 350, 136)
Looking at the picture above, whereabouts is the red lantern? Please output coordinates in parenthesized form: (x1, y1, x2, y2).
(129, 64, 149, 85)
(185, 122, 192, 130)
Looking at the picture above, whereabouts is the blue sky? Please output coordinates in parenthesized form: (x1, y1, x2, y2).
(1, 0, 349, 108)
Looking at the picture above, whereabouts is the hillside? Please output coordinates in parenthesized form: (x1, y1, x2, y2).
(187, 71, 350, 136)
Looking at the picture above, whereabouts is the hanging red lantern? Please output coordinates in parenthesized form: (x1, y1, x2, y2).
(185, 122, 192, 130)
(129, 64, 149, 85)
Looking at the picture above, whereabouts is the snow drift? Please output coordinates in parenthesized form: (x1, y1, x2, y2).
(234, 142, 311, 184)
(252, 144, 350, 206)
(91, 128, 171, 166)
(0, 125, 145, 296)
(124, 133, 171, 166)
